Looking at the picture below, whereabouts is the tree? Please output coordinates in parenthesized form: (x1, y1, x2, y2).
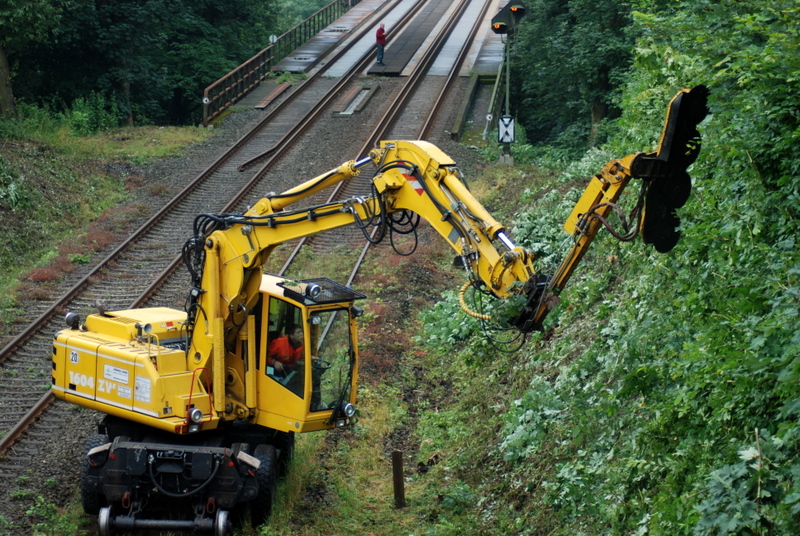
(160, 0, 282, 124)
(638, 0, 800, 186)
(0, 0, 61, 118)
(10, 0, 281, 125)
(275, 0, 332, 33)
(510, 0, 635, 149)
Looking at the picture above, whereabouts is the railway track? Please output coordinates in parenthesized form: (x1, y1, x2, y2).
(0, 0, 495, 531)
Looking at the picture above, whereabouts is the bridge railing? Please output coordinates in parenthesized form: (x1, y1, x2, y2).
(202, 0, 363, 126)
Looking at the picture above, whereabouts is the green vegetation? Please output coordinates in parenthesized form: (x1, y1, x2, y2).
(1, 0, 283, 125)
(407, 2, 800, 535)
(276, 0, 335, 29)
(510, 0, 634, 149)
(0, 0, 338, 126)
(254, 2, 800, 535)
(26, 495, 80, 536)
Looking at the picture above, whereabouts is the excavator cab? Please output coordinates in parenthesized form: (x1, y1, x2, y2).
(255, 275, 364, 433)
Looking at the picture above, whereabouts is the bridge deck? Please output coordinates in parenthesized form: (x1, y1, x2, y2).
(273, 0, 389, 73)
(274, 0, 504, 78)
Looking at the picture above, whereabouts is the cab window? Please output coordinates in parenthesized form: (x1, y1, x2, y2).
(265, 297, 305, 399)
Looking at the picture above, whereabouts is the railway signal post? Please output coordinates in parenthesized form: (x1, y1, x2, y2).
(491, 1, 526, 165)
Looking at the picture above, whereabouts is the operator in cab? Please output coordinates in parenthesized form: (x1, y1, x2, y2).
(268, 325, 304, 376)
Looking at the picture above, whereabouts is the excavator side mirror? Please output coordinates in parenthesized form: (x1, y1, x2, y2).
(632, 85, 709, 253)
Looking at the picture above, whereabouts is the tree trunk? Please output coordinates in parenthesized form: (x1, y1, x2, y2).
(589, 99, 608, 148)
(122, 81, 134, 126)
(0, 46, 19, 119)
(588, 68, 610, 148)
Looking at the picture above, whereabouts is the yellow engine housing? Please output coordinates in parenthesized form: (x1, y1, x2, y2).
(52, 307, 215, 434)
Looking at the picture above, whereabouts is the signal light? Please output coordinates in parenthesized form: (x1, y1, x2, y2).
(509, 3, 526, 23)
(491, 1, 527, 35)
(632, 85, 709, 253)
(491, 22, 508, 34)
(490, 13, 511, 34)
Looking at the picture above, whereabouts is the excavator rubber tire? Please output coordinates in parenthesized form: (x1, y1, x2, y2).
(251, 444, 277, 526)
(81, 433, 109, 515)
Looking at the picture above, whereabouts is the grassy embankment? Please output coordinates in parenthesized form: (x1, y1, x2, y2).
(0, 115, 207, 533)
(0, 116, 208, 325)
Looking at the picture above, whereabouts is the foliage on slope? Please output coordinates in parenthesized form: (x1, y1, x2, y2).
(0, 116, 208, 333)
(509, 0, 635, 149)
(410, 1, 800, 535)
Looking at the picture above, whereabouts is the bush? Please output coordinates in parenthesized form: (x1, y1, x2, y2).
(0, 157, 30, 210)
(69, 93, 120, 136)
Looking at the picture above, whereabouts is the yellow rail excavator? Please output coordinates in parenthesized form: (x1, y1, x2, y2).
(51, 86, 708, 535)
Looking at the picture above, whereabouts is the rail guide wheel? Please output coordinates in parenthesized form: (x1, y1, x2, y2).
(96, 507, 230, 535)
(215, 509, 231, 536)
(97, 506, 112, 536)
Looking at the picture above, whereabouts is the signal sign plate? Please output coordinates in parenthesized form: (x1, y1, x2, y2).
(498, 116, 515, 144)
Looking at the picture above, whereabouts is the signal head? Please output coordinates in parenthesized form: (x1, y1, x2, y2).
(491, 22, 508, 34)
(491, 1, 526, 34)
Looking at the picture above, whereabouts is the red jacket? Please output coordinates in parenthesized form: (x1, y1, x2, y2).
(376, 27, 386, 46)
(268, 336, 303, 366)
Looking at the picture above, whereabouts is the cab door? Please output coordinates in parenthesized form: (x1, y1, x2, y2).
(255, 296, 310, 432)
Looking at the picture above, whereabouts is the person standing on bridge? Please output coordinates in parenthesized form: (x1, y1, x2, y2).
(376, 23, 387, 66)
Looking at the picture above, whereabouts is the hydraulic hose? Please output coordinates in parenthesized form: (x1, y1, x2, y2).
(458, 281, 491, 321)
(147, 456, 222, 498)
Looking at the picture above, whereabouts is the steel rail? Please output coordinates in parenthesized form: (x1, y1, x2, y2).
(362, 0, 475, 149)
(284, 0, 482, 276)
(0, 0, 424, 458)
(417, 0, 492, 140)
(235, 0, 425, 172)
(346, 0, 491, 287)
(0, 0, 427, 366)
(0, 392, 54, 456)
(127, 0, 433, 308)
(0, 0, 492, 474)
